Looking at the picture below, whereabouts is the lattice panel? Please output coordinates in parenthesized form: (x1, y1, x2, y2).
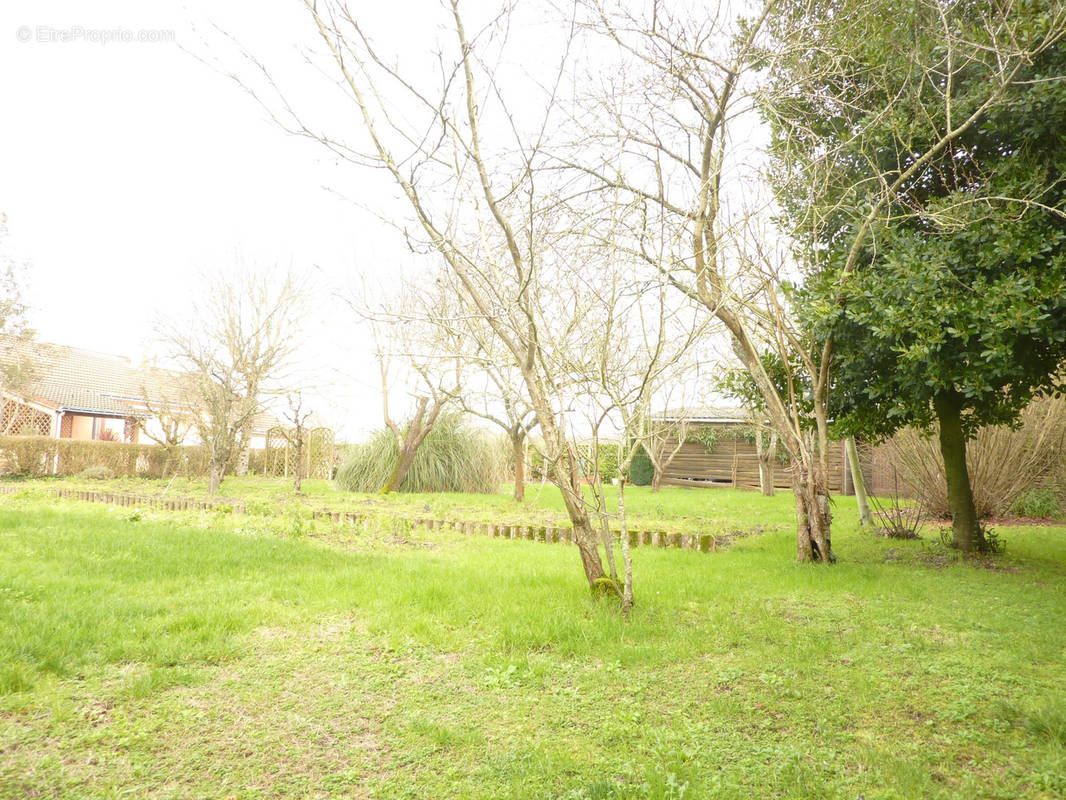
(1, 399, 51, 436)
(306, 427, 335, 479)
(261, 425, 335, 480)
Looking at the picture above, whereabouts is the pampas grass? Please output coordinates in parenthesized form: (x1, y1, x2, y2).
(335, 413, 506, 493)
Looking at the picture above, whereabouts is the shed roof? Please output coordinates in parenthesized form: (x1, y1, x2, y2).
(655, 405, 750, 423)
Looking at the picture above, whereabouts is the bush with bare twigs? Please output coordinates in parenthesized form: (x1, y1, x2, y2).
(883, 395, 1066, 518)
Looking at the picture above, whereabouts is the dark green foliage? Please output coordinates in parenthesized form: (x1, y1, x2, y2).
(764, 0, 1066, 549)
(1008, 488, 1062, 520)
(334, 413, 505, 494)
(766, 0, 1066, 441)
(578, 443, 621, 483)
(629, 446, 654, 486)
(685, 426, 718, 452)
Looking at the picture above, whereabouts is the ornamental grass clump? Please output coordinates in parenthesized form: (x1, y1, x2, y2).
(335, 413, 506, 494)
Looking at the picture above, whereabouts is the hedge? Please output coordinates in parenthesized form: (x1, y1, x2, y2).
(0, 436, 212, 478)
(530, 442, 629, 483)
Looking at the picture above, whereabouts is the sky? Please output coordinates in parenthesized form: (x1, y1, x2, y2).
(1, 1, 753, 440)
(0, 0, 415, 438)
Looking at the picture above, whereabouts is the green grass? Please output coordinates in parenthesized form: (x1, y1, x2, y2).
(1, 484, 1064, 798)
(5, 475, 801, 536)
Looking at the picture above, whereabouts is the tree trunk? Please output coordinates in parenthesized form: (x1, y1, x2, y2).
(553, 455, 606, 589)
(933, 391, 983, 551)
(293, 434, 303, 493)
(208, 460, 224, 497)
(596, 477, 619, 586)
(845, 436, 873, 526)
(382, 443, 419, 494)
(792, 464, 834, 563)
(234, 425, 252, 476)
(650, 469, 662, 492)
(756, 432, 776, 497)
(573, 518, 607, 588)
(515, 369, 606, 590)
(511, 431, 526, 502)
(617, 477, 634, 612)
(380, 397, 442, 494)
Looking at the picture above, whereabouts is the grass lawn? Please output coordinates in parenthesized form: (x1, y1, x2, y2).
(1, 482, 1064, 798)
(1, 476, 802, 537)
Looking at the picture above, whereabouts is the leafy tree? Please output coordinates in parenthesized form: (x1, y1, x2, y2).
(765, 0, 1066, 551)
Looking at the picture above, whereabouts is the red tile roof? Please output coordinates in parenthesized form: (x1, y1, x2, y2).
(0, 336, 277, 431)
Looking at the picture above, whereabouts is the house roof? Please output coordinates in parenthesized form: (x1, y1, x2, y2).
(0, 336, 278, 431)
(655, 405, 750, 423)
(0, 337, 152, 416)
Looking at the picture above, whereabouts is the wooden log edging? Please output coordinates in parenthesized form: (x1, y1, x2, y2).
(0, 484, 728, 554)
(301, 509, 719, 552)
(4, 485, 249, 514)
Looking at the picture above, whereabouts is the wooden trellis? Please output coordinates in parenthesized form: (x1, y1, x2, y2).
(262, 425, 335, 480)
(0, 399, 51, 436)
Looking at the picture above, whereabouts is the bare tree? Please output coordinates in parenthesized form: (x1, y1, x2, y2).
(236, 0, 618, 589)
(461, 362, 538, 503)
(282, 391, 314, 493)
(407, 271, 540, 501)
(0, 214, 38, 397)
(160, 269, 305, 495)
(643, 411, 697, 493)
(571, 252, 711, 608)
(365, 281, 462, 493)
(570, 1, 850, 560)
(136, 371, 196, 479)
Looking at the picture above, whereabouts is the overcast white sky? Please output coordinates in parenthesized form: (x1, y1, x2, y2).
(0, 1, 431, 438)
(1, 1, 755, 439)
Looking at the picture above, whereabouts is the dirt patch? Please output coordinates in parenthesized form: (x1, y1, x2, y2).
(984, 515, 1066, 527)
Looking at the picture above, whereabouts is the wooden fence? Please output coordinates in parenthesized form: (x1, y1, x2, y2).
(656, 424, 873, 494)
(0, 485, 728, 554)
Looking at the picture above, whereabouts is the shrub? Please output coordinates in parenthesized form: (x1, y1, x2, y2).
(335, 413, 506, 494)
(1008, 488, 1062, 519)
(77, 465, 115, 480)
(630, 446, 654, 486)
(882, 394, 1066, 517)
(0, 436, 58, 476)
(575, 443, 622, 483)
(0, 436, 212, 479)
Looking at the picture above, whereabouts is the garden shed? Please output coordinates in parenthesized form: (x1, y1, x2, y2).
(653, 406, 872, 495)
